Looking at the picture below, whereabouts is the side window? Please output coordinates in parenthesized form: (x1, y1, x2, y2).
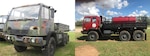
(50, 9, 55, 18)
(92, 17, 96, 23)
(42, 7, 49, 19)
(84, 18, 91, 23)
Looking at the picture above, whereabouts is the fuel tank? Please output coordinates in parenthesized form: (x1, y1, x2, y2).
(112, 16, 136, 23)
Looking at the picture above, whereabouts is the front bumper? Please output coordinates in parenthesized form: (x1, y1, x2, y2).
(5, 35, 46, 46)
(81, 30, 88, 34)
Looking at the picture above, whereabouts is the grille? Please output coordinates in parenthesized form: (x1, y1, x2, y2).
(9, 29, 29, 35)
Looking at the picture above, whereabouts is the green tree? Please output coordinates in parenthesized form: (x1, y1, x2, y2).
(75, 20, 82, 26)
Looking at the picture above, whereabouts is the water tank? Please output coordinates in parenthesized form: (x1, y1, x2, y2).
(112, 16, 136, 23)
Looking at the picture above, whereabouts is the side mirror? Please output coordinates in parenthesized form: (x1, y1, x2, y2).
(51, 9, 56, 18)
(54, 10, 57, 13)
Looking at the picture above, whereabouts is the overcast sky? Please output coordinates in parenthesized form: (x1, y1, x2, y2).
(76, 0, 150, 20)
(0, 0, 75, 30)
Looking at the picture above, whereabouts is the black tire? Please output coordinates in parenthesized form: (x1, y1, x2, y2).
(87, 31, 99, 41)
(133, 30, 145, 41)
(60, 34, 68, 46)
(0, 38, 3, 41)
(145, 33, 147, 40)
(119, 31, 131, 41)
(14, 45, 27, 52)
(0, 38, 5, 41)
(66, 34, 69, 44)
(44, 37, 56, 56)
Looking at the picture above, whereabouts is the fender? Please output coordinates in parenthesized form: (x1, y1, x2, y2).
(45, 31, 57, 46)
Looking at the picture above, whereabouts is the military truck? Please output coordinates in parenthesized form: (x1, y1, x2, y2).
(4, 3, 69, 56)
(0, 15, 7, 41)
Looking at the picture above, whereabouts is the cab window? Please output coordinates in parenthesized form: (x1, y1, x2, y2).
(41, 7, 49, 19)
(84, 17, 91, 23)
(92, 17, 96, 23)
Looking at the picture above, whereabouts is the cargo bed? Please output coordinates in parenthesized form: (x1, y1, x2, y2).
(54, 23, 69, 32)
(102, 22, 147, 30)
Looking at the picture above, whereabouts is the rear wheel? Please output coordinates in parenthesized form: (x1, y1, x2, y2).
(87, 31, 99, 41)
(14, 45, 27, 52)
(60, 34, 69, 46)
(119, 30, 131, 41)
(133, 30, 145, 41)
(44, 37, 56, 56)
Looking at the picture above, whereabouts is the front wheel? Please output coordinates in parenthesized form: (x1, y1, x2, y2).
(14, 45, 27, 52)
(44, 37, 56, 56)
(87, 31, 99, 41)
(119, 30, 131, 41)
(133, 30, 145, 41)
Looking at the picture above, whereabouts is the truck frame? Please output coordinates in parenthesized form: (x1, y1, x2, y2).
(4, 3, 69, 56)
(81, 16, 147, 41)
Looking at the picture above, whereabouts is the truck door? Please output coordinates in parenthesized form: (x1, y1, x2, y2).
(41, 6, 53, 35)
(83, 17, 92, 31)
(92, 17, 97, 28)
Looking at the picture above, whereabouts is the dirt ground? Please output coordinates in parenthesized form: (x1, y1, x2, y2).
(75, 27, 82, 32)
(75, 45, 99, 56)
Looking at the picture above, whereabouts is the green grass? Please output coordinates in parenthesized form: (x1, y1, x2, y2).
(55, 32, 75, 56)
(0, 28, 150, 56)
(0, 41, 11, 47)
(0, 32, 75, 56)
(75, 29, 150, 56)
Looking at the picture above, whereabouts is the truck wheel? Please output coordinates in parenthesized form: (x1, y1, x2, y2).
(119, 31, 131, 41)
(14, 45, 27, 52)
(0, 38, 5, 41)
(44, 37, 56, 56)
(60, 34, 68, 46)
(67, 35, 69, 43)
(133, 30, 145, 41)
(145, 33, 147, 40)
(87, 31, 99, 41)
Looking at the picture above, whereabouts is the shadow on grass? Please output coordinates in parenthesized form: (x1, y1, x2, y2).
(77, 36, 119, 41)
(14, 47, 42, 56)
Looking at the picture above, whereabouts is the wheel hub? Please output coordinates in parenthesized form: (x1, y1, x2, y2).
(122, 34, 128, 40)
(90, 35, 95, 40)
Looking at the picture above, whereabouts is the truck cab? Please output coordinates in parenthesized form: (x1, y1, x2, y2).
(0, 15, 7, 40)
(82, 16, 101, 34)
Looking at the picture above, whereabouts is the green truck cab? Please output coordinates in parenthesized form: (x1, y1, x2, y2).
(0, 15, 7, 41)
(4, 3, 69, 56)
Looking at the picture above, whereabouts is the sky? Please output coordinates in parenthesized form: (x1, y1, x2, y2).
(0, 0, 75, 30)
(75, 0, 150, 21)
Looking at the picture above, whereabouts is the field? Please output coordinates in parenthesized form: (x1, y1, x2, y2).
(0, 32, 75, 56)
(75, 27, 150, 56)
(0, 27, 150, 56)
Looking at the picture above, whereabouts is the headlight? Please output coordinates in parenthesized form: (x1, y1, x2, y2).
(31, 38, 35, 43)
(83, 28, 86, 30)
(7, 36, 10, 40)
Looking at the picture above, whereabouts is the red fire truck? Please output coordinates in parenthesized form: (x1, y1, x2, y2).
(81, 16, 147, 41)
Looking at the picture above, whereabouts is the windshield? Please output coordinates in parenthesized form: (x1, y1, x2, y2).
(9, 5, 40, 20)
(0, 15, 7, 23)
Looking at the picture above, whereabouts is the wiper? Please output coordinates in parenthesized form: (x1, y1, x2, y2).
(24, 18, 34, 20)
